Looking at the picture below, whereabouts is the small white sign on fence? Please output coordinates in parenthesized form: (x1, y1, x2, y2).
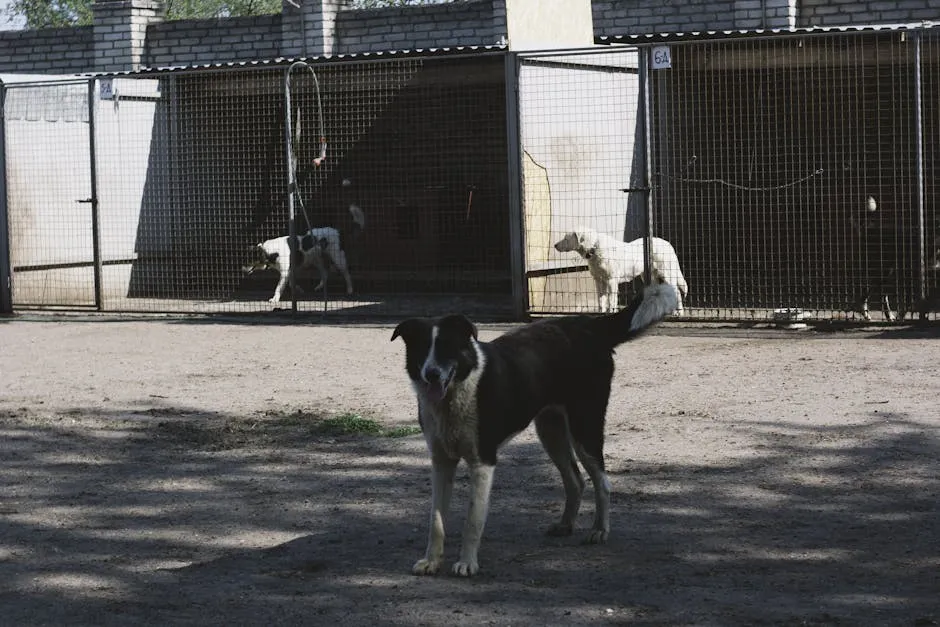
(99, 78, 114, 100)
(651, 45, 672, 70)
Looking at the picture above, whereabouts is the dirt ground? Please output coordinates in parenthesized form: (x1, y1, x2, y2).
(0, 314, 938, 626)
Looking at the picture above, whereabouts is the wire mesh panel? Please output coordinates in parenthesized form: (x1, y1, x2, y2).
(91, 70, 289, 313)
(280, 55, 512, 317)
(3, 52, 513, 317)
(650, 31, 922, 322)
(518, 49, 649, 315)
(918, 31, 940, 321)
(4, 80, 98, 309)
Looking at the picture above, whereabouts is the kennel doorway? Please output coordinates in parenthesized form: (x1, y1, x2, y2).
(516, 47, 647, 315)
(2, 76, 100, 309)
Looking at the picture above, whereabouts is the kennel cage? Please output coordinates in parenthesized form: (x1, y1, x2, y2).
(0, 48, 517, 318)
(516, 27, 940, 323)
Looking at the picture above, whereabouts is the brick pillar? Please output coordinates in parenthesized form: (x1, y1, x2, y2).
(281, 0, 348, 58)
(92, 0, 165, 72)
(491, 0, 508, 46)
(503, 0, 593, 51)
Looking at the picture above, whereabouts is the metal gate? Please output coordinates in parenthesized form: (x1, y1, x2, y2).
(2, 78, 99, 309)
(516, 47, 650, 316)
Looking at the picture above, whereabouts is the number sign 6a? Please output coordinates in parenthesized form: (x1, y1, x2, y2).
(651, 45, 672, 70)
(99, 78, 114, 100)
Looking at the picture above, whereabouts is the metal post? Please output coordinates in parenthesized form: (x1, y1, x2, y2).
(913, 31, 927, 320)
(638, 46, 654, 285)
(0, 80, 12, 314)
(87, 79, 103, 311)
(284, 65, 298, 314)
(505, 52, 527, 320)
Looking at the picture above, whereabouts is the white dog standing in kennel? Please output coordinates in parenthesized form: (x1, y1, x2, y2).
(554, 227, 689, 314)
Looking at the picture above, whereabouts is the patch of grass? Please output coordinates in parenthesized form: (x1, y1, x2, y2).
(263, 408, 325, 427)
(313, 412, 384, 436)
(383, 425, 423, 438)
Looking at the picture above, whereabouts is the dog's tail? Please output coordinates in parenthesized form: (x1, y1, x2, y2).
(593, 282, 678, 347)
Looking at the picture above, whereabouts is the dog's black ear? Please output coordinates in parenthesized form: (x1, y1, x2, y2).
(391, 318, 429, 343)
(438, 314, 478, 341)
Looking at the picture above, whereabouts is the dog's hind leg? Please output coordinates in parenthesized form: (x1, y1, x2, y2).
(566, 375, 613, 544)
(572, 440, 611, 544)
(332, 249, 354, 295)
(535, 407, 585, 537)
(606, 278, 620, 312)
(311, 254, 329, 293)
(882, 294, 897, 322)
(271, 271, 290, 303)
(413, 452, 457, 576)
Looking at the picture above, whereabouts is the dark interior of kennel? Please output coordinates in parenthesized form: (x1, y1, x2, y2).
(650, 32, 938, 315)
(127, 54, 510, 300)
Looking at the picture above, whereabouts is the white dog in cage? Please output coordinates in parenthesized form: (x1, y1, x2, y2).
(554, 227, 688, 314)
(245, 204, 365, 303)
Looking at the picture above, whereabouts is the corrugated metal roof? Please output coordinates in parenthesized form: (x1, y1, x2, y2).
(94, 43, 509, 78)
(596, 21, 938, 45)
(0, 73, 87, 85)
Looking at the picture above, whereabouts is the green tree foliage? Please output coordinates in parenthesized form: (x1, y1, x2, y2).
(4, 0, 282, 29)
(5, 0, 92, 28)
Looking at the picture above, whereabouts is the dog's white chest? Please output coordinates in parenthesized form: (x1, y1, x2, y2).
(586, 255, 612, 281)
(417, 383, 480, 462)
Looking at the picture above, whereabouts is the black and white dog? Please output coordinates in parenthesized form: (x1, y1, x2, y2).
(391, 282, 678, 577)
(244, 201, 365, 303)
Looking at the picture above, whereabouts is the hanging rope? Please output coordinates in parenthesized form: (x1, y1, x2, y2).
(284, 61, 327, 232)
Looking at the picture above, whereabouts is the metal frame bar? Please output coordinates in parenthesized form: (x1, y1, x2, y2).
(87, 79, 104, 311)
(283, 64, 299, 315)
(913, 31, 927, 319)
(638, 46, 654, 286)
(0, 81, 11, 314)
(505, 52, 526, 320)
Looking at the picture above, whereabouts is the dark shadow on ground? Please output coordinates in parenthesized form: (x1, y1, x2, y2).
(0, 405, 937, 626)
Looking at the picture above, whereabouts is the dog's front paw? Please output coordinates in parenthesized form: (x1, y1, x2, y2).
(583, 528, 609, 544)
(412, 558, 442, 576)
(451, 560, 479, 577)
(268, 297, 279, 304)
